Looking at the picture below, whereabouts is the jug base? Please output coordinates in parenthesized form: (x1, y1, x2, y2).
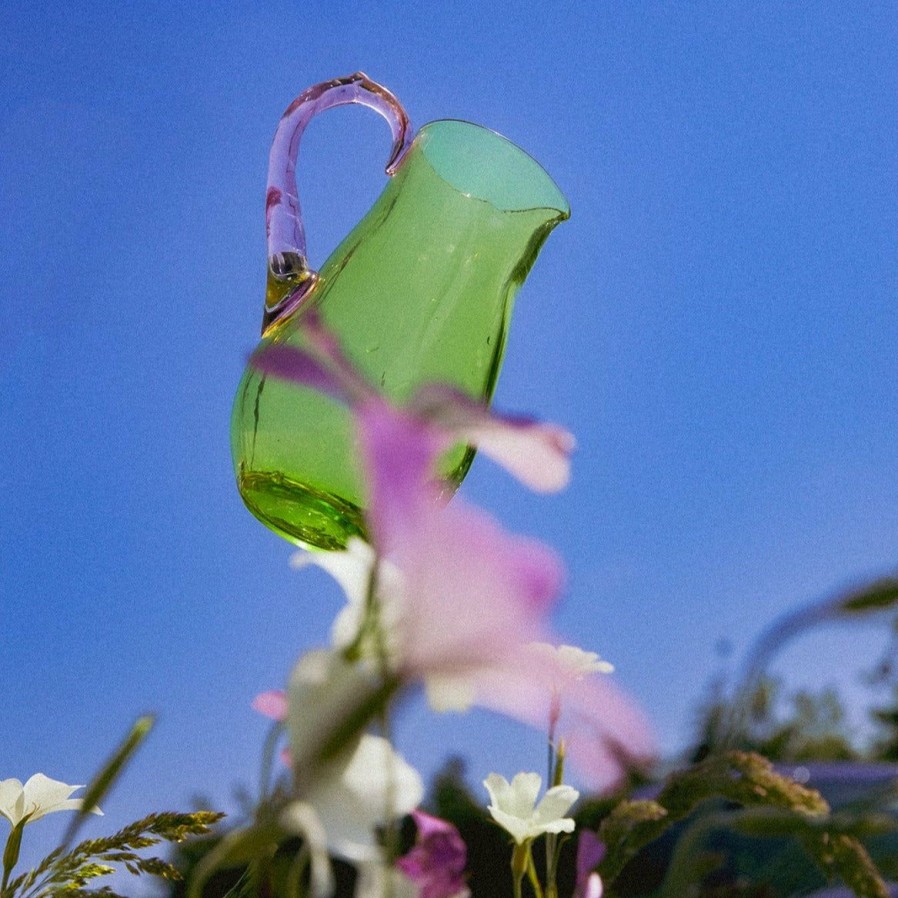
(237, 468, 367, 550)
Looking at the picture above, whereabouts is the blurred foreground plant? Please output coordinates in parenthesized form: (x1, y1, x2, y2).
(181, 314, 894, 898)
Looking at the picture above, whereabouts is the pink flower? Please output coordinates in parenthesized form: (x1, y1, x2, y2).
(250, 310, 574, 502)
(252, 312, 569, 695)
(252, 689, 288, 720)
(252, 315, 655, 791)
(395, 811, 469, 898)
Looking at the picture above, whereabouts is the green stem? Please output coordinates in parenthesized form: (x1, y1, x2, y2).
(544, 833, 557, 898)
(526, 849, 545, 898)
(511, 843, 530, 898)
(2, 821, 24, 898)
(367, 552, 401, 867)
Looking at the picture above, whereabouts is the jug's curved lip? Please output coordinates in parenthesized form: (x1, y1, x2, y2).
(414, 119, 571, 219)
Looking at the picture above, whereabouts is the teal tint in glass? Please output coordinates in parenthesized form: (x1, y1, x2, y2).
(231, 73, 569, 549)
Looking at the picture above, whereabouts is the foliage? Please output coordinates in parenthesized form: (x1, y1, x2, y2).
(3, 811, 223, 898)
(1, 718, 224, 898)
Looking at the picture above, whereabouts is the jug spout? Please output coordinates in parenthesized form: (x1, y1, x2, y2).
(415, 119, 569, 223)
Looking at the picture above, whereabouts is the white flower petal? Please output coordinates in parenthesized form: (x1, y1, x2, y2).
(0, 774, 100, 826)
(306, 734, 424, 863)
(0, 778, 25, 825)
(484, 771, 578, 844)
(287, 650, 382, 772)
(534, 784, 579, 825)
(354, 862, 417, 898)
(584, 873, 603, 898)
(279, 801, 335, 898)
(292, 538, 376, 607)
(506, 772, 543, 819)
(486, 806, 535, 844)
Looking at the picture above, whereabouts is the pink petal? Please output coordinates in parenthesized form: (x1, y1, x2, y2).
(409, 384, 574, 493)
(249, 344, 352, 405)
(356, 401, 447, 553)
(249, 310, 375, 406)
(469, 649, 656, 792)
(252, 689, 288, 721)
(394, 496, 563, 679)
(396, 810, 468, 898)
(576, 830, 605, 887)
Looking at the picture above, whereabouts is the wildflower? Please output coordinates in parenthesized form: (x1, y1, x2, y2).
(282, 732, 423, 863)
(249, 309, 574, 506)
(0, 774, 102, 827)
(254, 314, 655, 791)
(483, 772, 578, 845)
(251, 690, 288, 720)
(396, 811, 469, 898)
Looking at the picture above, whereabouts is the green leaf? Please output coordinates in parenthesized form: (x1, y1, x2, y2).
(2, 818, 28, 895)
(61, 715, 155, 849)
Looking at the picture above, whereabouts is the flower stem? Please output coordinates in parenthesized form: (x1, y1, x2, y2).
(526, 848, 545, 898)
(511, 842, 530, 898)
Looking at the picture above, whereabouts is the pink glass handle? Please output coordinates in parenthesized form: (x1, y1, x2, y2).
(263, 72, 414, 331)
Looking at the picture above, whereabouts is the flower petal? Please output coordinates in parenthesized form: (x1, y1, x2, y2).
(279, 802, 335, 898)
(468, 646, 656, 792)
(291, 537, 376, 607)
(396, 811, 469, 898)
(251, 690, 288, 721)
(408, 384, 574, 493)
(534, 784, 579, 826)
(249, 343, 353, 405)
(286, 649, 383, 778)
(506, 772, 543, 819)
(21, 773, 101, 821)
(0, 779, 24, 825)
(305, 734, 423, 863)
(393, 497, 563, 681)
(575, 830, 605, 898)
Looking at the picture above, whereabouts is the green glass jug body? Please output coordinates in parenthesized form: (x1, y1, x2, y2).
(231, 113, 568, 550)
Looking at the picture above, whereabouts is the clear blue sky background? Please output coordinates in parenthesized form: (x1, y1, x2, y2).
(3, 0, 897, 849)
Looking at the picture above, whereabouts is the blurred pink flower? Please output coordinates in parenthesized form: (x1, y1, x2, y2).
(250, 309, 574, 501)
(252, 312, 570, 693)
(395, 810, 469, 898)
(252, 315, 655, 791)
(252, 689, 287, 720)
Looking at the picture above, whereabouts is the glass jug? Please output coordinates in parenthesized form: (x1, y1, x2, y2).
(231, 73, 569, 549)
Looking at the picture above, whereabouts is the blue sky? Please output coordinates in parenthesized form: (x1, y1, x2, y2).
(2, 0, 897, 849)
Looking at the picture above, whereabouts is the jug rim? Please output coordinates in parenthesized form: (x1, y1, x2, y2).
(415, 119, 571, 219)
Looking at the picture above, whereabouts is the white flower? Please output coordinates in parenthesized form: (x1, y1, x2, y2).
(0, 774, 102, 827)
(282, 733, 424, 865)
(483, 772, 578, 844)
(285, 648, 384, 772)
